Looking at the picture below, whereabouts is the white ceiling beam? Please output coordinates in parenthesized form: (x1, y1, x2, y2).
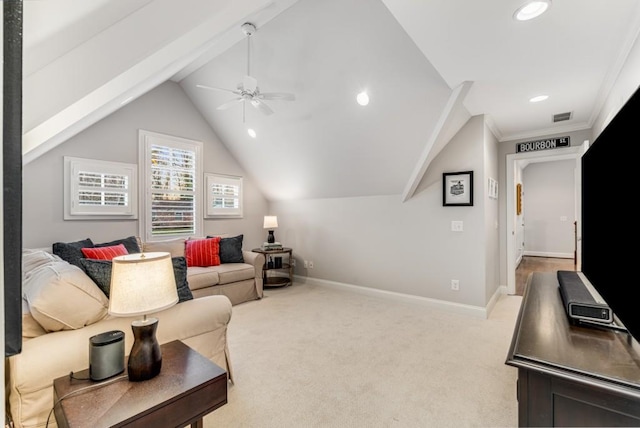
(22, 0, 296, 165)
(401, 80, 473, 202)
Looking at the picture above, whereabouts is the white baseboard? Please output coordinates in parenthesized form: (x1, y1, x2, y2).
(523, 250, 573, 259)
(293, 275, 509, 319)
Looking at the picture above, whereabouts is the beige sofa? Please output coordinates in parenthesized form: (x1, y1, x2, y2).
(6, 295, 233, 428)
(6, 236, 266, 428)
(141, 237, 265, 305)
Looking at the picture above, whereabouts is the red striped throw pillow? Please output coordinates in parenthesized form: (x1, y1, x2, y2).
(81, 244, 128, 260)
(185, 237, 221, 267)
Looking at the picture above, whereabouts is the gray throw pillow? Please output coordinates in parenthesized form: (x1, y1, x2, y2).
(80, 257, 193, 303)
(208, 234, 244, 263)
(95, 236, 141, 254)
(52, 238, 94, 269)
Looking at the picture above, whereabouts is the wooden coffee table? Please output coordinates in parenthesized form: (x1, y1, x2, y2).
(53, 340, 227, 427)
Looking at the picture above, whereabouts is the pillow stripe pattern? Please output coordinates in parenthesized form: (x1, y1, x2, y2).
(185, 237, 221, 267)
(81, 244, 128, 260)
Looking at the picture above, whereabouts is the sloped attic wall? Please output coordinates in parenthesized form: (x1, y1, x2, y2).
(22, 81, 269, 249)
(271, 115, 498, 310)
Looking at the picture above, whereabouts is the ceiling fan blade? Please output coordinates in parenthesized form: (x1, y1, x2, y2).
(197, 84, 240, 95)
(259, 92, 296, 101)
(216, 98, 243, 110)
(250, 98, 274, 115)
(243, 76, 258, 93)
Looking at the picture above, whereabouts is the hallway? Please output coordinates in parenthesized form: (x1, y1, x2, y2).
(515, 256, 576, 296)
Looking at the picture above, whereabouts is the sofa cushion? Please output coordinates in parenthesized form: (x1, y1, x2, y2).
(21, 298, 46, 338)
(22, 249, 60, 277)
(95, 236, 141, 254)
(22, 259, 109, 332)
(186, 267, 220, 291)
(52, 238, 94, 269)
(142, 238, 186, 258)
(80, 257, 193, 302)
(214, 263, 256, 285)
(81, 243, 128, 260)
(185, 237, 221, 267)
(208, 234, 244, 263)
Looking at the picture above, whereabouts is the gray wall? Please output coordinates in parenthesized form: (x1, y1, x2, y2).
(483, 124, 500, 302)
(22, 81, 269, 249)
(522, 160, 575, 257)
(271, 115, 495, 308)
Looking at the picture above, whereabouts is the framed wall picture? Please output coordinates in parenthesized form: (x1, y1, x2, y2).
(443, 171, 474, 206)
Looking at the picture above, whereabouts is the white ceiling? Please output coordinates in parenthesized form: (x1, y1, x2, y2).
(21, 0, 640, 201)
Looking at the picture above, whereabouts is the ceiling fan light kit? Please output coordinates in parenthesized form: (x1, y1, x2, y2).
(197, 22, 295, 123)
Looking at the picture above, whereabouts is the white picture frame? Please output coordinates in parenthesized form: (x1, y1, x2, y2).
(204, 173, 243, 218)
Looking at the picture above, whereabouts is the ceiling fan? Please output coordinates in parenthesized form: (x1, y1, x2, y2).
(196, 22, 295, 122)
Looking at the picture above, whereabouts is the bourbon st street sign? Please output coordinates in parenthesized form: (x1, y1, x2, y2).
(516, 136, 570, 153)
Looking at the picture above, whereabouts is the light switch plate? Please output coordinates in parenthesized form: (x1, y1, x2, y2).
(451, 221, 464, 232)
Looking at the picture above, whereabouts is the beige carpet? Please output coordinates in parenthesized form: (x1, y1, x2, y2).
(205, 283, 522, 427)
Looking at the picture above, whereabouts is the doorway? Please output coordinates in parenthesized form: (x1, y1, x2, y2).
(505, 144, 586, 295)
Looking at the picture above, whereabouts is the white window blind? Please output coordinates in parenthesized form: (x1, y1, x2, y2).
(205, 173, 243, 218)
(139, 131, 202, 241)
(64, 157, 137, 219)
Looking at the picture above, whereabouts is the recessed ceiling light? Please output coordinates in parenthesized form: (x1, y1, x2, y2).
(247, 128, 257, 138)
(529, 95, 549, 103)
(356, 91, 369, 106)
(514, 0, 551, 21)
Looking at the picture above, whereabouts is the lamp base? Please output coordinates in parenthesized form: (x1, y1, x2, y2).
(267, 230, 275, 244)
(128, 317, 162, 382)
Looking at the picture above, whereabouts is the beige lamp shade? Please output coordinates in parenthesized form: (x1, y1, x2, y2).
(108, 252, 178, 317)
(263, 215, 278, 229)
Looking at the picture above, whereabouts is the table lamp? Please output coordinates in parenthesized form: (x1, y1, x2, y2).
(263, 215, 278, 243)
(108, 252, 178, 381)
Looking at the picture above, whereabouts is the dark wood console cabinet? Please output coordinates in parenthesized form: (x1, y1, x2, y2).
(506, 272, 640, 427)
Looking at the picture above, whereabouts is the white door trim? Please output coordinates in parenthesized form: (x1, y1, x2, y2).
(505, 145, 584, 295)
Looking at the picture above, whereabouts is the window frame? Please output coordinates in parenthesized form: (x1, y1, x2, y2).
(204, 173, 244, 219)
(138, 130, 203, 242)
(64, 156, 137, 220)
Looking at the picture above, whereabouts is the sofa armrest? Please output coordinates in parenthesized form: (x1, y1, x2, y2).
(6, 295, 232, 428)
(243, 250, 265, 298)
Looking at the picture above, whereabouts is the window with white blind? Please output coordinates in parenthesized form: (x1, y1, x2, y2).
(205, 173, 243, 218)
(139, 130, 203, 241)
(64, 157, 137, 220)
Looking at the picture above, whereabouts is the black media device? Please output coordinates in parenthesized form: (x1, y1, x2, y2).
(557, 270, 612, 325)
(581, 83, 640, 342)
(89, 330, 125, 381)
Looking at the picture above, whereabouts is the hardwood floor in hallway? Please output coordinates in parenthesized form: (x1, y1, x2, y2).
(515, 256, 576, 296)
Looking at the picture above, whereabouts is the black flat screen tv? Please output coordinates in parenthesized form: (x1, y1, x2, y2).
(581, 84, 640, 342)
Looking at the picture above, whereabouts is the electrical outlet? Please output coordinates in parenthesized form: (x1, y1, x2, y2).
(451, 279, 460, 291)
(308, 261, 314, 269)
(304, 260, 308, 268)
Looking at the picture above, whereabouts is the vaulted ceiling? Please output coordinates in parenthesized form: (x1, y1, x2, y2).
(21, 0, 640, 201)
